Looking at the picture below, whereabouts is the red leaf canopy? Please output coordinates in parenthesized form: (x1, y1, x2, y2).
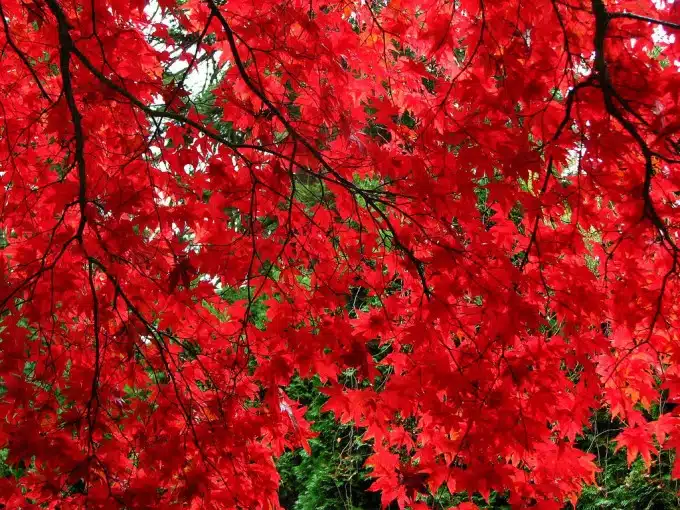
(0, 0, 680, 507)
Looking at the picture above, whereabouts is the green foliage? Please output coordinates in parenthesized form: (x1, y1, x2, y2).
(0, 448, 25, 480)
(578, 458, 680, 510)
(276, 399, 680, 509)
(277, 376, 383, 510)
(217, 285, 269, 329)
(576, 410, 680, 510)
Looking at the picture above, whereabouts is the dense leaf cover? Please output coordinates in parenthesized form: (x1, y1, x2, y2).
(277, 384, 680, 510)
(0, 0, 680, 507)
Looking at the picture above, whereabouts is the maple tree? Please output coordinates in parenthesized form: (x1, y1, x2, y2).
(1, 0, 680, 507)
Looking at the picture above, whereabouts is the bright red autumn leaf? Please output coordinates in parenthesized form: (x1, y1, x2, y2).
(615, 425, 657, 468)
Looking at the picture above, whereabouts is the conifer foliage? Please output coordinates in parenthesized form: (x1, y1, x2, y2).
(0, 0, 680, 507)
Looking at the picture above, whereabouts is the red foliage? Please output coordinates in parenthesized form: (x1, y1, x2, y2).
(0, 0, 680, 507)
